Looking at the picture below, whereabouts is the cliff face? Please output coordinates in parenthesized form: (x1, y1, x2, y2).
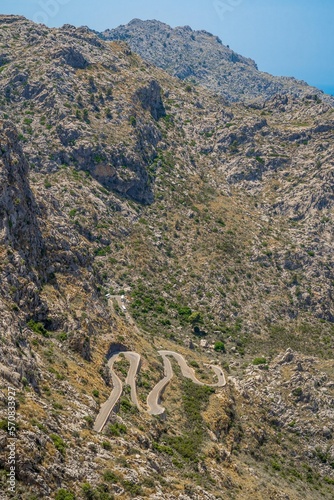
(0, 19, 167, 205)
(0, 121, 44, 263)
(0, 15, 334, 500)
(102, 19, 332, 104)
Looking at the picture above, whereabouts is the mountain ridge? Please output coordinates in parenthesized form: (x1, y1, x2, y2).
(101, 18, 332, 104)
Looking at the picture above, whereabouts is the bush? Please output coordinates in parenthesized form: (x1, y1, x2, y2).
(27, 319, 49, 337)
(177, 306, 193, 323)
(103, 470, 118, 482)
(81, 483, 94, 499)
(92, 389, 99, 398)
(106, 422, 127, 437)
(83, 109, 89, 122)
(83, 415, 94, 428)
(55, 489, 75, 500)
(252, 357, 267, 365)
(57, 332, 68, 342)
(0, 419, 8, 431)
(214, 341, 225, 352)
(120, 398, 136, 414)
(94, 246, 111, 256)
(187, 311, 202, 324)
(129, 116, 137, 127)
(50, 433, 66, 455)
(153, 441, 174, 455)
(102, 441, 111, 450)
(292, 387, 303, 398)
(122, 481, 143, 496)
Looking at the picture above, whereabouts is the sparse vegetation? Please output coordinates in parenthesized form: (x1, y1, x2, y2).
(50, 434, 66, 455)
(252, 357, 267, 365)
(1, 16, 334, 500)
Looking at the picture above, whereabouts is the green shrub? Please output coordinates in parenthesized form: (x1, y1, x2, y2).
(83, 109, 89, 122)
(122, 481, 143, 496)
(81, 483, 94, 499)
(27, 319, 49, 337)
(83, 415, 94, 428)
(106, 422, 127, 437)
(120, 398, 132, 411)
(0, 419, 8, 430)
(252, 357, 267, 365)
(55, 489, 75, 500)
(129, 116, 137, 127)
(271, 460, 281, 471)
(102, 441, 112, 451)
(50, 434, 66, 455)
(214, 341, 225, 352)
(103, 470, 118, 482)
(95, 246, 111, 256)
(92, 389, 99, 398)
(57, 332, 68, 342)
(189, 360, 199, 368)
(153, 441, 174, 455)
(187, 311, 202, 324)
(177, 306, 193, 323)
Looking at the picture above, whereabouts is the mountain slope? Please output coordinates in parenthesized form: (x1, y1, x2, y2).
(101, 19, 331, 103)
(0, 15, 334, 500)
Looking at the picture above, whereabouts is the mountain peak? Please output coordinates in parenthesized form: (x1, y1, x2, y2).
(102, 19, 329, 103)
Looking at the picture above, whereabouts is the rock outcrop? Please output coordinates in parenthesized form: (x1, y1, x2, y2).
(0, 120, 44, 263)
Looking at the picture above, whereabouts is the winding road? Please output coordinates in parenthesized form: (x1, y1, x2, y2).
(93, 351, 141, 433)
(94, 349, 226, 431)
(94, 296, 227, 432)
(147, 351, 226, 415)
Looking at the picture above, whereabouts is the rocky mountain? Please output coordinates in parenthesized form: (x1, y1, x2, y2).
(0, 14, 334, 500)
(101, 19, 332, 104)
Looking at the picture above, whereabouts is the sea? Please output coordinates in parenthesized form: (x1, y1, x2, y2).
(315, 85, 334, 96)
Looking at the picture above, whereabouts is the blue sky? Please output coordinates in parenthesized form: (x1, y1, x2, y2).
(2, 0, 334, 91)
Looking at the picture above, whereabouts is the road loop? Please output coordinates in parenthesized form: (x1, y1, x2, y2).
(147, 350, 226, 415)
(94, 346, 226, 431)
(93, 351, 140, 432)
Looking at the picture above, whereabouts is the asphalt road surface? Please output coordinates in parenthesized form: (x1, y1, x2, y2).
(147, 350, 226, 415)
(93, 351, 140, 433)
